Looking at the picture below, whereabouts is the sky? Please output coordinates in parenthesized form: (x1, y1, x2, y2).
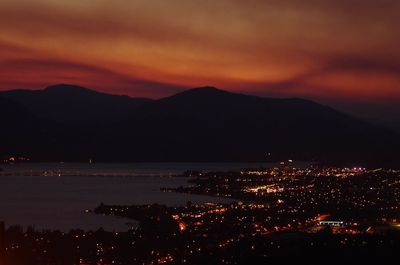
(0, 0, 399, 127)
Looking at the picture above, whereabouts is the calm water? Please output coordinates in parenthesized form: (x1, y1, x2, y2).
(0, 163, 273, 231)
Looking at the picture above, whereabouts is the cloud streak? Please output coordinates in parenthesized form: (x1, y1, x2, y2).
(0, 0, 399, 103)
(0, 58, 185, 97)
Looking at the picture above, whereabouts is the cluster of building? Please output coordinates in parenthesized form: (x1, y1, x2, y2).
(1, 156, 30, 164)
(2, 166, 400, 264)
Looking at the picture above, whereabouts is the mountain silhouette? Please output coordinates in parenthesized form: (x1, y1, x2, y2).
(1, 85, 398, 166)
(0, 84, 152, 125)
(119, 87, 398, 165)
(0, 96, 61, 159)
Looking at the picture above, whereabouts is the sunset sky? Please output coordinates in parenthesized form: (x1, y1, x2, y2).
(0, 0, 399, 125)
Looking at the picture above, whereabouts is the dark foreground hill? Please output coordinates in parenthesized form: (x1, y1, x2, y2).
(0, 97, 59, 159)
(1, 85, 398, 166)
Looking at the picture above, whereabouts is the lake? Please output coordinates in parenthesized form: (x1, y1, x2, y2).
(0, 162, 272, 231)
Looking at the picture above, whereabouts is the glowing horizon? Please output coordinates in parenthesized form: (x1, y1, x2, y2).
(1, 0, 399, 105)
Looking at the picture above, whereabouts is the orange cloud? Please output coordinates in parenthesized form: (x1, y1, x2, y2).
(0, 0, 399, 103)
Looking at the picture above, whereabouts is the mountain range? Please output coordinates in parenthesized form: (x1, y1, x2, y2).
(1, 84, 399, 167)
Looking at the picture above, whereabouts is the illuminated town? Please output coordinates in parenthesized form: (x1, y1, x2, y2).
(2, 163, 400, 264)
(1, 0, 400, 264)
